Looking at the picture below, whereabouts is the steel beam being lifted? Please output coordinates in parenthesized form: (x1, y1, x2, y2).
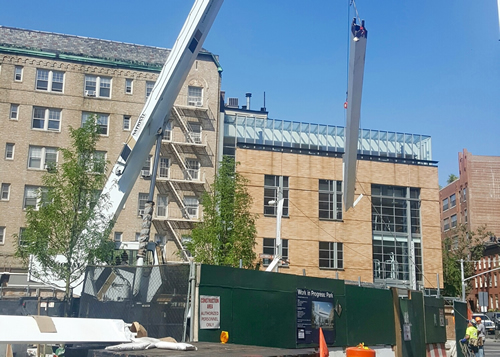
(343, 18, 367, 211)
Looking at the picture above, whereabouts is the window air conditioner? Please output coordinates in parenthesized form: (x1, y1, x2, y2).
(85, 90, 96, 97)
(188, 101, 202, 107)
(138, 209, 145, 217)
(141, 170, 151, 178)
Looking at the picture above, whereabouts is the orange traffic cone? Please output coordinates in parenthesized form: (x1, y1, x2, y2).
(319, 328, 329, 357)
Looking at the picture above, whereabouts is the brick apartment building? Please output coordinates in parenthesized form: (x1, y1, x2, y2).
(0, 25, 443, 290)
(440, 149, 500, 309)
(0, 26, 222, 270)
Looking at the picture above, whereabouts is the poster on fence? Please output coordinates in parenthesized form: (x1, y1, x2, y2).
(200, 295, 220, 329)
(296, 288, 335, 345)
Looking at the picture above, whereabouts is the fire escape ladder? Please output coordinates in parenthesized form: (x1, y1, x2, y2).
(172, 106, 195, 144)
(167, 181, 190, 219)
(170, 143, 193, 180)
(166, 221, 189, 261)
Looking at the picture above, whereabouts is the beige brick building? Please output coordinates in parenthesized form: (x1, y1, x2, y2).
(0, 26, 221, 271)
(223, 106, 442, 289)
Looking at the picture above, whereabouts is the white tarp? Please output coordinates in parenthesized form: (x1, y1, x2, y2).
(0, 316, 132, 344)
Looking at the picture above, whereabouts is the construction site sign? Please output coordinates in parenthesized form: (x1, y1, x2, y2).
(200, 295, 220, 329)
(296, 288, 335, 345)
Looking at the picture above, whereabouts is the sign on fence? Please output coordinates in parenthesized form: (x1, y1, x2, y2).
(200, 295, 220, 329)
(296, 288, 335, 345)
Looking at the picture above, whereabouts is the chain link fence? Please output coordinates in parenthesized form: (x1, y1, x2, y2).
(79, 263, 190, 341)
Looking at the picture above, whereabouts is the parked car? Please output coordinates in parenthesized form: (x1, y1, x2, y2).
(487, 311, 500, 324)
(473, 313, 496, 334)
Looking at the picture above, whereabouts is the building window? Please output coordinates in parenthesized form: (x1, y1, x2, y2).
(141, 156, 152, 177)
(451, 214, 457, 228)
(318, 179, 342, 220)
(264, 175, 289, 216)
(0, 227, 4, 244)
(135, 232, 141, 241)
(84, 75, 111, 98)
(155, 234, 167, 247)
(36, 69, 64, 92)
(1, 183, 10, 201)
(262, 238, 289, 266)
(28, 146, 58, 170)
(5, 143, 14, 160)
(123, 115, 131, 131)
(443, 218, 450, 231)
(138, 193, 148, 216)
(319, 241, 343, 269)
(82, 112, 109, 135)
(89, 151, 106, 174)
(18, 228, 27, 247)
(185, 159, 200, 180)
(495, 273, 498, 287)
(14, 66, 23, 81)
(184, 196, 199, 218)
(159, 157, 170, 178)
(32, 107, 61, 131)
(464, 209, 468, 223)
(442, 197, 449, 211)
(163, 120, 172, 141)
(188, 122, 202, 143)
(372, 185, 422, 284)
(182, 235, 193, 257)
(125, 79, 133, 94)
(156, 195, 168, 217)
(188, 86, 203, 106)
(463, 187, 467, 202)
(114, 232, 123, 242)
(450, 193, 456, 208)
(146, 81, 155, 99)
(10, 104, 19, 120)
(23, 185, 49, 210)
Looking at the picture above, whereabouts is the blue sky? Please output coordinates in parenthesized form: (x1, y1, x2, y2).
(1, 0, 499, 187)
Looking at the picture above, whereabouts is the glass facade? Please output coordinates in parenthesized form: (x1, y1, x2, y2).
(224, 114, 433, 162)
(371, 184, 422, 287)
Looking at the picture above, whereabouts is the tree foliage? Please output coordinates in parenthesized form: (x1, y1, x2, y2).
(15, 117, 114, 302)
(442, 223, 490, 297)
(186, 156, 258, 268)
(447, 174, 459, 184)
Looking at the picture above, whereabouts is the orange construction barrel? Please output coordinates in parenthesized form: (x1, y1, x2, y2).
(346, 346, 376, 356)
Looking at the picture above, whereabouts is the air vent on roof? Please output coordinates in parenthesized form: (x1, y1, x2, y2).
(227, 97, 238, 108)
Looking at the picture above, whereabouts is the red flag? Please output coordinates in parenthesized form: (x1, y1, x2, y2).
(319, 328, 328, 357)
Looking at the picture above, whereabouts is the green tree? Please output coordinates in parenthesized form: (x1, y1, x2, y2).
(15, 116, 114, 307)
(442, 224, 491, 297)
(447, 174, 459, 184)
(186, 156, 258, 268)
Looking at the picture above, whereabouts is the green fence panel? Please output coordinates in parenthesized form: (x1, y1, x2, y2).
(399, 292, 426, 357)
(197, 264, 346, 348)
(454, 300, 468, 357)
(423, 296, 446, 343)
(345, 285, 395, 346)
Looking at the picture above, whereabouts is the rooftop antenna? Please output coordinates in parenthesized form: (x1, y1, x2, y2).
(262, 91, 267, 112)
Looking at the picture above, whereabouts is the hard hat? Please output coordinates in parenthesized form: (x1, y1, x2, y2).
(475, 316, 482, 322)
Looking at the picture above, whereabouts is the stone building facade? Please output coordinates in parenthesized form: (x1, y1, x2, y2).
(0, 26, 221, 271)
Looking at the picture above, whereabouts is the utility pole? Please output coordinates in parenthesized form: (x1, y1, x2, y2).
(461, 259, 465, 302)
